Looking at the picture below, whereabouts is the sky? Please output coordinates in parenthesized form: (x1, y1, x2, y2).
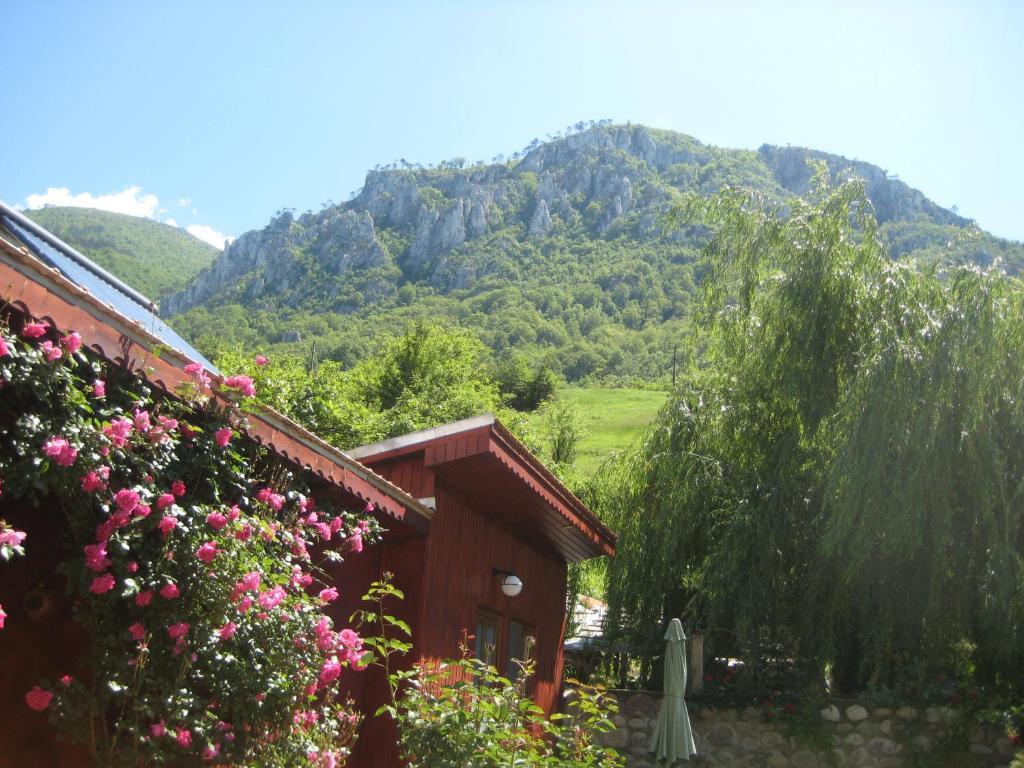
(1, 0, 1022, 248)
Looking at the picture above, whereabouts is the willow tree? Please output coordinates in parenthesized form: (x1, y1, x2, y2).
(606, 174, 1024, 694)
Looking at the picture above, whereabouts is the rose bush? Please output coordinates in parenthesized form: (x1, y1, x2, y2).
(0, 323, 379, 766)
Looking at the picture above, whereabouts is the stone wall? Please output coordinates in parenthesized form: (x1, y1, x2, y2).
(599, 692, 1019, 768)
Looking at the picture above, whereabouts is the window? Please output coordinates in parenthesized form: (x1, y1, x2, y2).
(474, 610, 499, 667)
(505, 620, 535, 683)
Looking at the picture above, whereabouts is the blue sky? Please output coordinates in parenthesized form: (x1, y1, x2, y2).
(1, 0, 1021, 246)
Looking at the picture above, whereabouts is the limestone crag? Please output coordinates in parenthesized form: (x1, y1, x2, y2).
(163, 124, 993, 317)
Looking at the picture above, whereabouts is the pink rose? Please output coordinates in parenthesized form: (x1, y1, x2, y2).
(135, 590, 154, 607)
(0, 335, 9, 357)
(114, 488, 141, 513)
(128, 622, 146, 641)
(184, 362, 211, 389)
(0, 603, 6, 629)
(81, 471, 107, 493)
(196, 541, 219, 564)
(61, 332, 82, 353)
(156, 493, 175, 510)
(171, 480, 186, 497)
(21, 321, 48, 339)
(25, 686, 52, 711)
(241, 571, 262, 591)
(223, 374, 256, 397)
(235, 523, 252, 542)
(158, 515, 178, 537)
(43, 436, 77, 466)
(133, 409, 152, 433)
(202, 743, 221, 760)
(83, 543, 111, 572)
(349, 532, 363, 553)
(175, 727, 192, 748)
(167, 622, 190, 640)
(206, 511, 228, 530)
(338, 628, 362, 650)
(319, 657, 341, 686)
(103, 418, 133, 447)
(92, 378, 105, 398)
(218, 621, 237, 640)
(90, 573, 116, 594)
(150, 720, 166, 738)
(41, 341, 62, 361)
(255, 355, 269, 366)
(319, 587, 338, 603)
(257, 586, 286, 610)
(214, 427, 233, 447)
(160, 583, 180, 600)
(0, 527, 27, 548)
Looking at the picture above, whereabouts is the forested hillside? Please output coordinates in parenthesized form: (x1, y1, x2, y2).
(27, 125, 1024, 386)
(25, 206, 218, 299)
(160, 123, 1024, 385)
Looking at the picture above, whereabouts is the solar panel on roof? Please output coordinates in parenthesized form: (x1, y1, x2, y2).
(0, 212, 219, 373)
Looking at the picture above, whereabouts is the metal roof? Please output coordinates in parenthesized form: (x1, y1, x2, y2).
(0, 203, 218, 372)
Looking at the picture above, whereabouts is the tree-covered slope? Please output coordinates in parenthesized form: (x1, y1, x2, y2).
(155, 124, 1024, 383)
(25, 206, 219, 300)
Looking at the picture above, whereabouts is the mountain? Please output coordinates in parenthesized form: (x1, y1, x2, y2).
(59, 125, 1024, 384)
(25, 207, 219, 300)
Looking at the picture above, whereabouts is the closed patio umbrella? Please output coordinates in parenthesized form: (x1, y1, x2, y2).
(649, 618, 697, 764)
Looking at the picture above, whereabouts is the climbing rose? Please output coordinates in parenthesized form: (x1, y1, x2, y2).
(41, 341, 62, 361)
(223, 374, 256, 397)
(171, 480, 186, 497)
(241, 571, 262, 591)
(133, 409, 152, 432)
(104, 418, 133, 447)
(61, 332, 82, 353)
(135, 590, 154, 607)
(90, 573, 116, 594)
(175, 728, 192, 748)
(319, 657, 341, 686)
(206, 510, 228, 530)
(214, 427, 233, 447)
(158, 515, 178, 537)
(202, 743, 221, 760)
(196, 541, 219, 564)
(81, 471, 107, 493)
(25, 686, 53, 711)
(255, 355, 269, 366)
(319, 587, 338, 603)
(167, 622, 190, 640)
(0, 604, 6, 629)
(0, 335, 9, 357)
(184, 362, 211, 389)
(218, 621, 238, 640)
(43, 436, 77, 466)
(83, 543, 111, 572)
(0, 527, 27, 548)
(92, 378, 105, 397)
(160, 583, 180, 599)
(114, 488, 141, 513)
(258, 586, 286, 610)
(349, 531, 363, 553)
(156, 493, 175, 510)
(128, 622, 146, 641)
(21, 321, 48, 339)
(150, 720, 167, 738)
(256, 487, 285, 511)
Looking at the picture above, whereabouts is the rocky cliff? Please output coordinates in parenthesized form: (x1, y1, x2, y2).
(164, 124, 1014, 317)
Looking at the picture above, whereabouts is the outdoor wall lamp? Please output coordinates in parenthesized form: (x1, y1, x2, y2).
(493, 568, 523, 597)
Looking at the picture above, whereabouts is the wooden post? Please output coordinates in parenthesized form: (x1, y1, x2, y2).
(689, 632, 704, 695)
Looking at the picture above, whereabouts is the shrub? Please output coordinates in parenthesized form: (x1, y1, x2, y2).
(0, 321, 379, 766)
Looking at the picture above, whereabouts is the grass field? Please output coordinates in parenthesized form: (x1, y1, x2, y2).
(530, 387, 668, 476)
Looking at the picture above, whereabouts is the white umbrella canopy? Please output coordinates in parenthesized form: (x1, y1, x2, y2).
(649, 618, 698, 764)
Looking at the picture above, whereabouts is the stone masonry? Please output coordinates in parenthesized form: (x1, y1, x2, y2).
(597, 692, 1018, 768)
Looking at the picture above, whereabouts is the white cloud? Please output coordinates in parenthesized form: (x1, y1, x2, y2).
(23, 186, 161, 218)
(186, 223, 233, 249)
(176, 197, 191, 207)
(163, 218, 178, 227)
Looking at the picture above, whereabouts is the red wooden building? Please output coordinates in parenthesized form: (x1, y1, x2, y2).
(0, 204, 616, 767)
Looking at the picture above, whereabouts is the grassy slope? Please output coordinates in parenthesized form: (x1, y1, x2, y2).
(531, 387, 668, 476)
(26, 207, 218, 300)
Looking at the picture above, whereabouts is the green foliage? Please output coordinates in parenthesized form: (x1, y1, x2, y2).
(606, 177, 1024, 697)
(26, 207, 218, 299)
(538, 397, 586, 467)
(0, 323, 378, 765)
(216, 322, 532, 448)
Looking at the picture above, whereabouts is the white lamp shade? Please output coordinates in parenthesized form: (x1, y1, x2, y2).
(500, 574, 523, 597)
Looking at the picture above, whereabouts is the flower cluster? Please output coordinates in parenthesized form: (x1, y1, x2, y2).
(0, 322, 381, 765)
